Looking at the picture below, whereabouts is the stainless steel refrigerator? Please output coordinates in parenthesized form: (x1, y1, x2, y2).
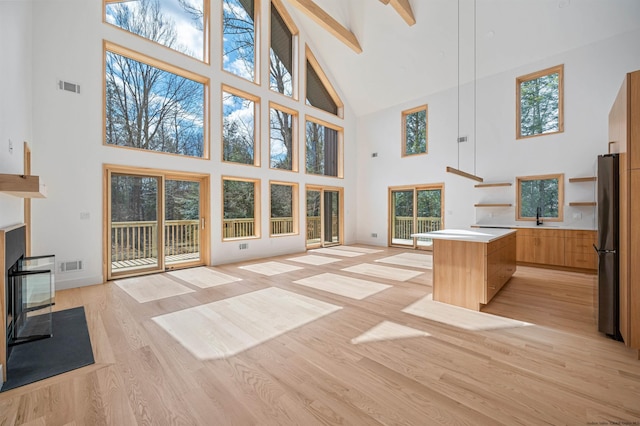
(594, 154, 622, 340)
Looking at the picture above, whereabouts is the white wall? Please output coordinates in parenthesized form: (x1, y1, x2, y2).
(356, 29, 640, 245)
(27, 0, 358, 289)
(0, 1, 33, 228)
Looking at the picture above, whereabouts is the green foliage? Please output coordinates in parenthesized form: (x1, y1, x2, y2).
(270, 184, 293, 218)
(270, 108, 294, 170)
(306, 122, 338, 176)
(165, 180, 200, 221)
(520, 178, 559, 218)
(404, 109, 427, 155)
(520, 72, 559, 137)
(223, 180, 255, 219)
(111, 175, 158, 222)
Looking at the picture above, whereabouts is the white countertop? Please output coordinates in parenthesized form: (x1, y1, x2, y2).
(411, 228, 516, 243)
(473, 224, 596, 231)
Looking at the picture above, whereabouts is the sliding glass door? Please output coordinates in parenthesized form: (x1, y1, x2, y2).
(105, 166, 209, 280)
(306, 186, 343, 248)
(389, 184, 444, 250)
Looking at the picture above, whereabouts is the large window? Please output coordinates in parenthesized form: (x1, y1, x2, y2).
(222, 85, 259, 166)
(105, 42, 208, 158)
(270, 103, 297, 171)
(402, 105, 428, 156)
(305, 47, 343, 117)
(270, 181, 298, 236)
(222, 177, 260, 240)
(305, 117, 342, 178)
(516, 174, 564, 221)
(105, 0, 208, 62)
(517, 64, 564, 139)
(222, 0, 258, 82)
(270, 0, 297, 98)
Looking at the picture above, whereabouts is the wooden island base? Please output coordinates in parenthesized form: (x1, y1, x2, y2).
(414, 229, 517, 311)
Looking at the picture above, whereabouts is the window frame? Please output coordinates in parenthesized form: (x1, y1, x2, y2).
(221, 84, 261, 167)
(221, 0, 261, 84)
(305, 46, 343, 118)
(516, 173, 564, 222)
(269, 180, 299, 237)
(516, 64, 564, 140)
(221, 176, 261, 241)
(103, 41, 210, 159)
(269, 102, 298, 172)
(103, 0, 211, 64)
(304, 115, 344, 179)
(401, 105, 428, 157)
(269, 0, 299, 100)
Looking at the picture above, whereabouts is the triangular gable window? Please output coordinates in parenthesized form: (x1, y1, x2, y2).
(305, 46, 343, 117)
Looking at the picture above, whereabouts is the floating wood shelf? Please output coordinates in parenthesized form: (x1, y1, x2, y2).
(474, 203, 513, 207)
(446, 166, 483, 182)
(0, 174, 47, 198)
(569, 177, 597, 183)
(474, 182, 512, 188)
(569, 202, 597, 207)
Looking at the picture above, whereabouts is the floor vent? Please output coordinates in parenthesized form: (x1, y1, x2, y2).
(59, 260, 84, 273)
(58, 80, 81, 94)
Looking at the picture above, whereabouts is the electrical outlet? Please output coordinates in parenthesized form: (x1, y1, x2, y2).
(80, 212, 90, 220)
(371, 233, 378, 238)
(573, 212, 582, 220)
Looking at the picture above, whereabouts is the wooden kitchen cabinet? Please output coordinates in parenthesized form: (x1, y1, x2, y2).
(516, 228, 565, 266)
(564, 230, 597, 270)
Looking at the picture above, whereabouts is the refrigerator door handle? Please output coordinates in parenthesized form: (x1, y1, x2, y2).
(593, 244, 617, 254)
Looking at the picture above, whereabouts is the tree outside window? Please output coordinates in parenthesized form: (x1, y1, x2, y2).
(222, 0, 257, 82)
(270, 104, 297, 171)
(105, 43, 207, 158)
(402, 105, 427, 156)
(305, 119, 342, 178)
(222, 87, 258, 165)
(270, 182, 298, 236)
(223, 177, 260, 239)
(517, 174, 564, 221)
(517, 65, 564, 139)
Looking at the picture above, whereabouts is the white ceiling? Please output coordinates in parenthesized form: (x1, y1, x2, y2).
(284, 0, 640, 117)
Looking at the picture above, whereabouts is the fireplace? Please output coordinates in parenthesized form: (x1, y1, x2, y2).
(4, 225, 55, 360)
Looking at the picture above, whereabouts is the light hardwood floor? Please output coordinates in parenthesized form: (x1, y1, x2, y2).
(1, 246, 640, 425)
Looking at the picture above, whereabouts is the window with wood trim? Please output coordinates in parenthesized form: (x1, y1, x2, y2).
(402, 105, 428, 156)
(270, 0, 297, 98)
(305, 47, 342, 117)
(270, 181, 298, 236)
(305, 117, 342, 178)
(517, 64, 564, 139)
(105, 42, 208, 158)
(516, 173, 564, 221)
(270, 103, 297, 171)
(105, 0, 208, 62)
(222, 0, 258, 82)
(222, 176, 260, 240)
(222, 85, 259, 166)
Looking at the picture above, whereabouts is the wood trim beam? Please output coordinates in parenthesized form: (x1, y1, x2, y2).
(390, 0, 415, 26)
(285, 0, 362, 53)
(446, 166, 484, 182)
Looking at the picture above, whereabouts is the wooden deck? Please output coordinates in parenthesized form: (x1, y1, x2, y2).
(111, 252, 200, 272)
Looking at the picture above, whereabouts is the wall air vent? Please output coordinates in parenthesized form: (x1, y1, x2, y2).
(58, 80, 81, 94)
(58, 260, 84, 273)
(239, 243, 249, 250)
(457, 136, 468, 143)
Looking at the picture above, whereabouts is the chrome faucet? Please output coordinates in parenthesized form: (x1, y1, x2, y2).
(536, 207, 543, 226)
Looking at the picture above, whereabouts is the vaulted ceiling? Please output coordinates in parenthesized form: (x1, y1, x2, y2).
(283, 0, 640, 117)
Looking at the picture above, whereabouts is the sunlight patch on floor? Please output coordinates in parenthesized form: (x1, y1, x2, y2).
(403, 294, 532, 331)
(287, 255, 342, 266)
(293, 273, 391, 300)
(332, 246, 383, 254)
(152, 287, 341, 360)
(351, 321, 430, 344)
(168, 267, 242, 288)
(375, 252, 433, 269)
(342, 263, 424, 281)
(309, 248, 365, 258)
(114, 274, 195, 303)
(239, 261, 303, 276)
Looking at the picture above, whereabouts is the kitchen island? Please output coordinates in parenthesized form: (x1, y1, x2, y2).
(412, 228, 517, 311)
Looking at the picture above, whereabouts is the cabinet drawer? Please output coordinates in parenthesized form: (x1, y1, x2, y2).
(565, 237, 596, 254)
(516, 228, 564, 238)
(565, 230, 596, 239)
(565, 251, 597, 269)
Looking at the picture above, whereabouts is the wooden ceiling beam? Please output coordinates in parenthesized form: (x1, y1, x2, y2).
(390, 0, 416, 26)
(378, 0, 391, 4)
(285, 0, 362, 53)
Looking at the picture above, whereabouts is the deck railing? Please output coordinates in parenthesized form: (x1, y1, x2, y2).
(393, 216, 442, 240)
(111, 220, 200, 263)
(223, 218, 255, 239)
(271, 217, 294, 235)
